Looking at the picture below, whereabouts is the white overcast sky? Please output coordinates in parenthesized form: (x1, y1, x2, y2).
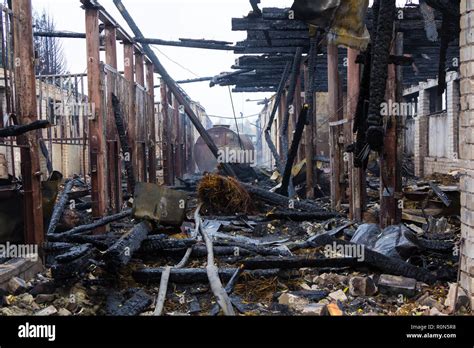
(31, 0, 416, 126)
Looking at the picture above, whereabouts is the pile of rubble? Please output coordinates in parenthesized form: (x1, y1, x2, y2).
(0, 171, 468, 316)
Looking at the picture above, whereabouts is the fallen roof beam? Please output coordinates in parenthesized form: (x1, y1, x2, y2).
(33, 31, 240, 51)
(0, 120, 50, 138)
(113, 0, 236, 178)
(135, 37, 241, 51)
(232, 86, 276, 93)
(34, 31, 86, 39)
(176, 76, 214, 84)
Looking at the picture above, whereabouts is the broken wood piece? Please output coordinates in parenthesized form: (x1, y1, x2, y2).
(153, 266, 171, 316)
(46, 179, 75, 236)
(112, 94, 136, 193)
(210, 265, 244, 316)
(104, 221, 152, 269)
(48, 209, 132, 242)
(61, 234, 113, 251)
(140, 236, 197, 254)
(114, 290, 153, 316)
(0, 120, 50, 138)
(199, 212, 235, 315)
(242, 183, 325, 212)
(279, 105, 309, 197)
(308, 234, 437, 283)
(51, 249, 94, 280)
(55, 244, 93, 264)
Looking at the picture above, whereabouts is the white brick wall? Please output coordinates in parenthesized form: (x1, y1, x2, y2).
(460, 1, 474, 312)
(414, 86, 430, 177)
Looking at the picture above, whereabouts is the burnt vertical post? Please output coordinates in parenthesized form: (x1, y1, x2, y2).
(328, 44, 342, 210)
(160, 81, 173, 185)
(172, 95, 181, 179)
(105, 24, 121, 213)
(146, 61, 157, 183)
(123, 42, 136, 193)
(135, 50, 145, 182)
(380, 31, 403, 227)
(12, 0, 44, 244)
(304, 35, 318, 199)
(85, 4, 107, 230)
(347, 48, 366, 221)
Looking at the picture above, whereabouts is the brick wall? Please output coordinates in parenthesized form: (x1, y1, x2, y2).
(414, 84, 430, 177)
(460, 0, 474, 311)
(411, 72, 461, 177)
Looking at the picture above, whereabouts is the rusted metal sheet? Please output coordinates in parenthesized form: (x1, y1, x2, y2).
(132, 183, 188, 226)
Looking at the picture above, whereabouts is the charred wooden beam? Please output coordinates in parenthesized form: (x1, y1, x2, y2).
(279, 105, 308, 197)
(51, 248, 94, 280)
(265, 61, 291, 170)
(146, 61, 157, 184)
(135, 37, 239, 51)
(55, 244, 93, 264)
(103, 221, 152, 269)
(177, 76, 213, 84)
(366, 0, 396, 152)
(328, 43, 344, 210)
(308, 234, 437, 283)
(242, 182, 325, 212)
(46, 179, 75, 236)
(112, 94, 136, 193)
(280, 47, 303, 197)
(48, 209, 132, 242)
(112, 290, 153, 316)
(0, 120, 49, 138)
(140, 235, 197, 253)
(34, 31, 86, 39)
(380, 32, 403, 228)
(233, 87, 277, 93)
